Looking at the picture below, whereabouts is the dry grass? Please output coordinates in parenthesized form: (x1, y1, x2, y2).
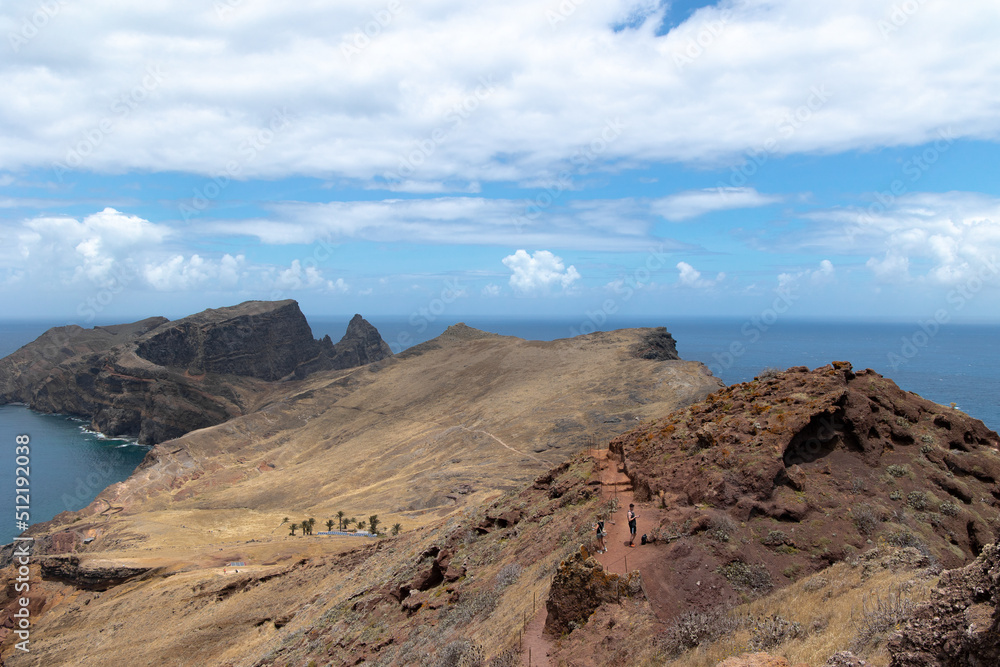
(631, 548, 938, 667)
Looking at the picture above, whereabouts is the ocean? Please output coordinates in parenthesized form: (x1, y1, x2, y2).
(2, 317, 998, 545)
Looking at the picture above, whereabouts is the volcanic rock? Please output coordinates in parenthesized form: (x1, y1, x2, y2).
(545, 547, 643, 636)
(888, 542, 1000, 666)
(0, 301, 392, 444)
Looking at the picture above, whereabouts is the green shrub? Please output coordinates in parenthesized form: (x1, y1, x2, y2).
(939, 501, 960, 516)
(907, 491, 928, 511)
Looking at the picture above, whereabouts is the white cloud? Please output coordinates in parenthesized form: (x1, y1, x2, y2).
(274, 259, 345, 292)
(144, 253, 245, 291)
(502, 249, 581, 293)
(2, 2, 998, 184)
(812, 259, 835, 284)
(18, 208, 171, 288)
(654, 188, 783, 221)
(801, 192, 1000, 286)
(866, 252, 911, 283)
(778, 259, 837, 291)
(676, 261, 724, 289)
(210, 197, 690, 252)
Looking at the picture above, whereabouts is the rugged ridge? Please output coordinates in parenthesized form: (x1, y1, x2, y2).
(0, 301, 393, 444)
(602, 362, 1000, 622)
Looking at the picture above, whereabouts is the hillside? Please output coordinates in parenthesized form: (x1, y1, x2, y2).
(0, 301, 392, 444)
(4, 340, 996, 665)
(0, 318, 721, 665)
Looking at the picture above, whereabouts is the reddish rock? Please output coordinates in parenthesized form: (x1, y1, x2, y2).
(888, 543, 1000, 666)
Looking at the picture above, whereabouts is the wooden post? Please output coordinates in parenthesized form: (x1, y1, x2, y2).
(533, 592, 536, 614)
(625, 555, 628, 573)
(529, 648, 532, 666)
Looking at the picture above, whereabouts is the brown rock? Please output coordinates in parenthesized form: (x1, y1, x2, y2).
(888, 542, 1000, 666)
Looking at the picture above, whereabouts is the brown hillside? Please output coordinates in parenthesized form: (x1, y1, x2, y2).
(606, 362, 1000, 619)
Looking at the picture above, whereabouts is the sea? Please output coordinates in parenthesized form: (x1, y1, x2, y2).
(2, 317, 998, 545)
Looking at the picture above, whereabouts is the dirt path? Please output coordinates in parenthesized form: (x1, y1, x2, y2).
(521, 604, 553, 666)
(593, 448, 675, 620)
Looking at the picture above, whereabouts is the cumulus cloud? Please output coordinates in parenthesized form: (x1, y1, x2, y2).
(2, 2, 999, 183)
(144, 253, 245, 291)
(778, 259, 837, 291)
(502, 249, 581, 293)
(274, 259, 346, 292)
(676, 261, 725, 288)
(866, 252, 911, 283)
(18, 208, 171, 288)
(800, 192, 1000, 286)
(654, 188, 783, 221)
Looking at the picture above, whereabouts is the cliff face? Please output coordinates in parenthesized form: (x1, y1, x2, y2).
(0, 301, 392, 444)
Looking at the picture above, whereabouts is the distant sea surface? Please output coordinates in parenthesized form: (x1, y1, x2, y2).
(1, 317, 998, 545)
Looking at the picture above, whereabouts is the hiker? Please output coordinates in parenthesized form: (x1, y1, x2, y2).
(594, 517, 607, 553)
(627, 503, 638, 547)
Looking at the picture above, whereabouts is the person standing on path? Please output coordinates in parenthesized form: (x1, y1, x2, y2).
(627, 503, 638, 547)
(594, 517, 607, 553)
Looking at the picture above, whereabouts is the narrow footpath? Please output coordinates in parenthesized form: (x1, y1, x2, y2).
(520, 446, 670, 665)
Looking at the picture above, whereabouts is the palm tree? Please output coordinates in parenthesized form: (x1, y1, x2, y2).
(326, 519, 335, 532)
(289, 524, 297, 536)
(307, 518, 316, 535)
(391, 523, 402, 536)
(356, 519, 367, 532)
(300, 520, 309, 536)
(336, 510, 345, 530)
(368, 514, 380, 536)
(282, 517, 289, 524)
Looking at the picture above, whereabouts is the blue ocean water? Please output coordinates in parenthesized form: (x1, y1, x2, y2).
(0, 405, 149, 545)
(1, 316, 998, 546)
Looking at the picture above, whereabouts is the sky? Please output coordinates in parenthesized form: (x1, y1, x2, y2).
(2, 0, 1000, 327)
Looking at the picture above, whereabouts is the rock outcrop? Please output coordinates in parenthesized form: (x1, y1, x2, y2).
(631, 326, 679, 360)
(0, 301, 392, 444)
(595, 362, 1000, 625)
(545, 546, 643, 636)
(38, 556, 152, 591)
(888, 542, 1000, 666)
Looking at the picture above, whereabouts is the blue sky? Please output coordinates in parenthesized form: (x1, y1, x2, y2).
(2, 0, 999, 325)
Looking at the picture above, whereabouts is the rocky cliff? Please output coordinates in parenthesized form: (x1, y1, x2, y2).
(0, 301, 392, 444)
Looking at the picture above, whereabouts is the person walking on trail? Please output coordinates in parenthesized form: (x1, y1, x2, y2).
(594, 517, 607, 553)
(627, 503, 638, 547)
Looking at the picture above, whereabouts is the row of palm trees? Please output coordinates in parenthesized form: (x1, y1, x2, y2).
(282, 514, 402, 537)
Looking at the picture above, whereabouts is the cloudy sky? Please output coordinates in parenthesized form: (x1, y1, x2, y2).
(2, 0, 999, 326)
